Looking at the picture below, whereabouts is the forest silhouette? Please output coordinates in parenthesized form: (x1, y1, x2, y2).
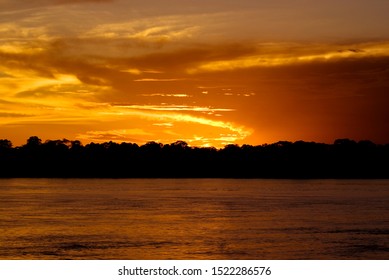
(0, 136, 388, 178)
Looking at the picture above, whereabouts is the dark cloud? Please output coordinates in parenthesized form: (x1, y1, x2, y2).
(3, 39, 389, 97)
(337, 48, 365, 53)
(115, 43, 258, 71)
(0, 51, 56, 78)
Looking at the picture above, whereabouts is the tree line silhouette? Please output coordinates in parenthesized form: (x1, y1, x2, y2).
(0, 136, 388, 178)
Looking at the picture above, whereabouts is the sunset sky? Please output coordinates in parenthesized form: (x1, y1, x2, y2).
(1, 0, 389, 147)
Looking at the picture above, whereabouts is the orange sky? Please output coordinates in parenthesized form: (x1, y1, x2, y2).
(1, 0, 389, 147)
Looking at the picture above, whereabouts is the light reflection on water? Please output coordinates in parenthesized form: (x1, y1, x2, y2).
(0, 179, 388, 259)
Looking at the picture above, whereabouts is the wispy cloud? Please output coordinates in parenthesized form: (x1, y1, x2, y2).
(140, 93, 189, 98)
(70, 103, 251, 147)
(96, 104, 251, 140)
(85, 22, 198, 41)
(153, 122, 174, 127)
(188, 42, 389, 73)
(134, 78, 185, 82)
(77, 128, 152, 143)
(112, 104, 235, 113)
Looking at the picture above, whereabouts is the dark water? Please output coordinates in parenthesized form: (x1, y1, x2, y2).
(0, 179, 388, 259)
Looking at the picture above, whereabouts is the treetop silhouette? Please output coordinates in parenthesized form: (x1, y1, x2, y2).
(0, 136, 388, 178)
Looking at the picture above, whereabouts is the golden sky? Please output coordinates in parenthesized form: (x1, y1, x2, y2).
(1, 0, 389, 147)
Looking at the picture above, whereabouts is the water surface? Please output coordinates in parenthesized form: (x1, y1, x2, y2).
(0, 179, 388, 259)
